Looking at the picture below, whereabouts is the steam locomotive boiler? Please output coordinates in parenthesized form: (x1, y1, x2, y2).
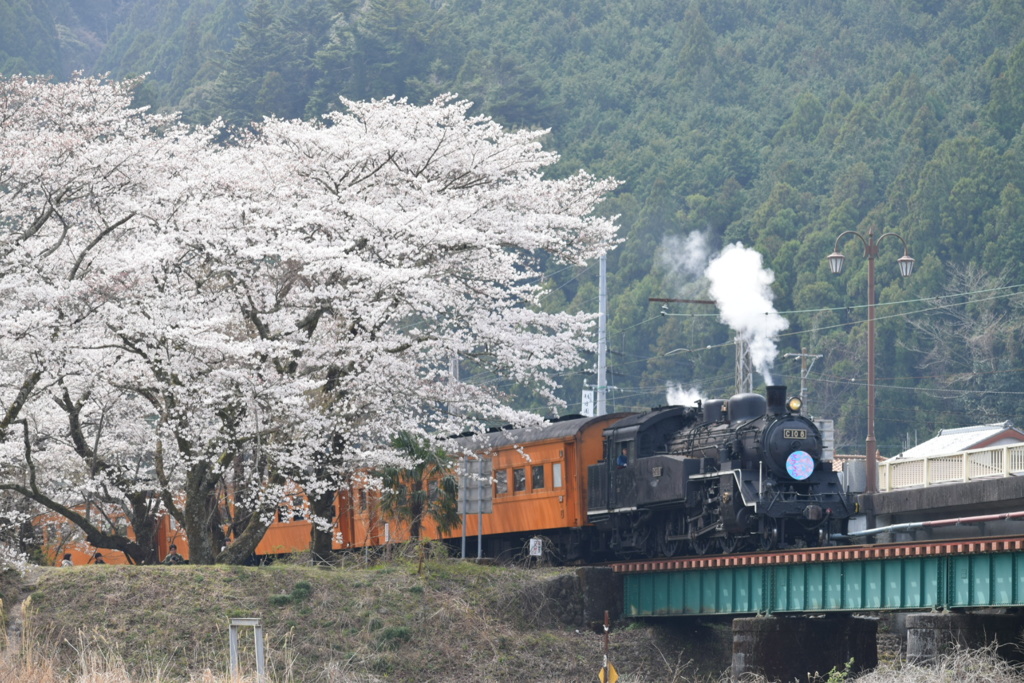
(587, 386, 851, 557)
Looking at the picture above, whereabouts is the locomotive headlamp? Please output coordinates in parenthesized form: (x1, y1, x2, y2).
(787, 396, 803, 413)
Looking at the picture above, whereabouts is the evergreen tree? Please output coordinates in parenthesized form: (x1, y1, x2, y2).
(214, 0, 298, 125)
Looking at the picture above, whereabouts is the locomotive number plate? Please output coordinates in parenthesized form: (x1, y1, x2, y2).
(783, 429, 807, 439)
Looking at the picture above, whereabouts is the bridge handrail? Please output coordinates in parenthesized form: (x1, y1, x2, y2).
(878, 443, 1024, 491)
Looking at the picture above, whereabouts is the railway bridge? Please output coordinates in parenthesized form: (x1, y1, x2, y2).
(611, 537, 1024, 681)
(600, 441, 1024, 680)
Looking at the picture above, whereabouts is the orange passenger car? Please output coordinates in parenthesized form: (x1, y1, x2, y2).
(338, 413, 631, 559)
(36, 413, 634, 565)
(449, 413, 631, 559)
(36, 507, 138, 566)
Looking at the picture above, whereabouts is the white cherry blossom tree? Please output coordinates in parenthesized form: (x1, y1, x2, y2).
(0, 75, 214, 564)
(0, 77, 618, 564)
(216, 96, 619, 557)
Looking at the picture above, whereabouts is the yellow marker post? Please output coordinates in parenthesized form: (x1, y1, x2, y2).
(597, 610, 619, 683)
(598, 661, 618, 683)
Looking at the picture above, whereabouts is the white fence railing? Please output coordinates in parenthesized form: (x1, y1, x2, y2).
(878, 444, 1024, 492)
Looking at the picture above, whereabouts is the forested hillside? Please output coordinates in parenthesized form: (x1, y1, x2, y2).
(4, 0, 1024, 455)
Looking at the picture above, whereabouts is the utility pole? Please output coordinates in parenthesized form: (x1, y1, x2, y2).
(735, 337, 752, 394)
(653, 297, 758, 394)
(783, 347, 822, 409)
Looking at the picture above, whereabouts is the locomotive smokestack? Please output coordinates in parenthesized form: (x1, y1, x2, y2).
(766, 385, 787, 415)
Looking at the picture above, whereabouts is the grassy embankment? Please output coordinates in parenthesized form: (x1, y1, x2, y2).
(0, 551, 1022, 682)
(0, 550, 732, 682)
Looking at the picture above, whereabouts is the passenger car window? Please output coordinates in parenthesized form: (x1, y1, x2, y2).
(495, 469, 508, 494)
(532, 465, 545, 489)
(552, 462, 563, 488)
(513, 468, 526, 492)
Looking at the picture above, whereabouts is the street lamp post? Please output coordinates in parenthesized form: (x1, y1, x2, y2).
(827, 227, 914, 494)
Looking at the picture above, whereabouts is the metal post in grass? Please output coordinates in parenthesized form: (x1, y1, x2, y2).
(477, 459, 483, 559)
(458, 456, 492, 560)
(460, 455, 467, 559)
(229, 617, 266, 682)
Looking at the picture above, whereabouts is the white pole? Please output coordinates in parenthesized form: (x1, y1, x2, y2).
(477, 464, 483, 560)
(460, 457, 466, 559)
(597, 254, 607, 415)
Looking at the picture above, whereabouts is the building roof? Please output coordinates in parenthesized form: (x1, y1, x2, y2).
(892, 422, 1024, 460)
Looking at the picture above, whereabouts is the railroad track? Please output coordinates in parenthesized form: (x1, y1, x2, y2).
(611, 534, 1024, 573)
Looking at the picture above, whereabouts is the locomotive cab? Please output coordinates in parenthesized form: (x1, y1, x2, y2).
(586, 405, 705, 556)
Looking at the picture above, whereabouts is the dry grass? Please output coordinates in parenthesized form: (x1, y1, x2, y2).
(853, 642, 1024, 683)
(5, 554, 1023, 682)
(2, 550, 733, 682)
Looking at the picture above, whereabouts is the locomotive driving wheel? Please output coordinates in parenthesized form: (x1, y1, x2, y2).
(658, 534, 680, 557)
(759, 520, 779, 551)
(718, 536, 742, 554)
(656, 513, 685, 557)
(690, 536, 711, 555)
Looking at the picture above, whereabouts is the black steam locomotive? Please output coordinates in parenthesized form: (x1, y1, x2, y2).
(587, 386, 851, 556)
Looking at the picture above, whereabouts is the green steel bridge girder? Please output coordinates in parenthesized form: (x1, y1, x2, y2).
(623, 551, 1024, 617)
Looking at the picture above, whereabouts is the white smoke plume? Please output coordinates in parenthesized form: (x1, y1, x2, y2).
(659, 231, 710, 285)
(665, 382, 703, 407)
(661, 231, 712, 406)
(704, 243, 789, 385)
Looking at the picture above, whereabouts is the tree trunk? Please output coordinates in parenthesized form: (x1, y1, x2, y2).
(308, 489, 336, 562)
(217, 509, 271, 564)
(126, 492, 160, 564)
(409, 485, 424, 541)
(182, 465, 221, 565)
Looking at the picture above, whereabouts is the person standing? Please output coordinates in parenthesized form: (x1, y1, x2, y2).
(163, 544, 185, 565)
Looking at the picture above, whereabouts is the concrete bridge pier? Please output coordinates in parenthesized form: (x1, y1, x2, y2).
(904, 612, 1024, 663)
(731, 615, 877, 682)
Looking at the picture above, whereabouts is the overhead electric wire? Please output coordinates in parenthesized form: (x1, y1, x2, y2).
(455, 277, 1024, 413)
(813, 374, 1024, 396)
(661, 283, 1024, 319)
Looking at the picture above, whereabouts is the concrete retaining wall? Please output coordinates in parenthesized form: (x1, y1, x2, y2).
(732, 615, 877, 682)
